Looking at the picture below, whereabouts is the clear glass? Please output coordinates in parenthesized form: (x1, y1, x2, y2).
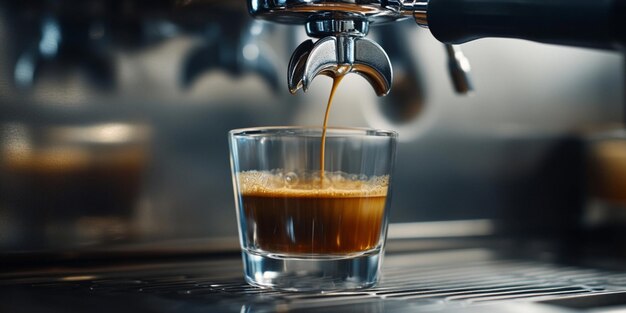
(229, 126, 397, 291)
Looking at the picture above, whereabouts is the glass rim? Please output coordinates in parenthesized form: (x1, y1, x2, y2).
(229, 126, 398, 138)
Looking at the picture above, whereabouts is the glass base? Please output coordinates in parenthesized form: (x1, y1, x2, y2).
(241, 248, 383, 292)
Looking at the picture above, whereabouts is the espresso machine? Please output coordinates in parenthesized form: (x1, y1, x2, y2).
(244, 0, 626, 247)
(1, 1, 626, 312)
(248, 0, 625, 96)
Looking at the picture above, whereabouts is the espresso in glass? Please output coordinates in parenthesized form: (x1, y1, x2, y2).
(239, 171, 388, 255)
(230, 73, 395, 291)
(229, 127, 396, 291)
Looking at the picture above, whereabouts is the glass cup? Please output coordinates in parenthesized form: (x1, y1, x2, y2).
(229, 127, 397, 291)
(0, 122, 151, 250)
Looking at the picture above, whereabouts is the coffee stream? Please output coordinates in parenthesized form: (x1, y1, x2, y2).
(238, 75, 390, 255)
(320, 75, 345, 182)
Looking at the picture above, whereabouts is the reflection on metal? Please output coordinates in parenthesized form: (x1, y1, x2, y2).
(60, 275, 98, 282)
(39, 17, 61, 58)
(14, 51, 37, 89)
(445, 44, 473, 94)
(387, 219, 495, 239)
(181, 20, 280, 92)
(12, 11, 115, 90)
(376, 23, 425, 123)
(11, 250, 626, 312)
(248, 0, 422, 25)
(13, 16, 62, 89)
(288, 35, 392, 96)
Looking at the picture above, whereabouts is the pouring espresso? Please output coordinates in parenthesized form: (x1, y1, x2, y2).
(249, 0, 625, 181)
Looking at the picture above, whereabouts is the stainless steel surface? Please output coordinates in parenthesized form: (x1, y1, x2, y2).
(305, 19, 370, 38)
(3, 249, 626, 312)
(248, 0, 418, 25)
(375, 22, 425, 122)
(248, 0, 429, 30)
(384, 0, 429, 27)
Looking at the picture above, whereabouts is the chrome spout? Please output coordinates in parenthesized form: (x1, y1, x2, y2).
(287, 32, 392, 96)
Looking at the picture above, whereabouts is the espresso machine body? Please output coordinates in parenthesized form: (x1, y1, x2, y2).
(0, 0, 623, 260)
(0, 1, 626, 312)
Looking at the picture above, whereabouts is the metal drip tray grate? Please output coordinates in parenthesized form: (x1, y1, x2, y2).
(6, 249, 626, 312)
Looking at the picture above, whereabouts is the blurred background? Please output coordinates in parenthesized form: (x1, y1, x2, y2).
(0, 0, 623, 255)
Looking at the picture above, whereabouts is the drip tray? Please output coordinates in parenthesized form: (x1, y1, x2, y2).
(2, 249, 626, 312)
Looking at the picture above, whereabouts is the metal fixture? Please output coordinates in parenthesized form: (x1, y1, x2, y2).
(375, 23, 426, 123)
(249, 0, 472, 96)
(181, 19, 280, 92)
(445, 44, 472, 94)
(250, 0, 626, 97)
(286, 18, 393, 96)
(13, 14, 114, 90)
(287, 32, 393, 96)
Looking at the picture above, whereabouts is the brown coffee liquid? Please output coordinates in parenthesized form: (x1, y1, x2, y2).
(239, 172, 388, 254)
(320, 75, 345, 181)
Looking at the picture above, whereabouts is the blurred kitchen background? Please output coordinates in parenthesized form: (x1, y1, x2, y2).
(0, 0, 623, 254)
